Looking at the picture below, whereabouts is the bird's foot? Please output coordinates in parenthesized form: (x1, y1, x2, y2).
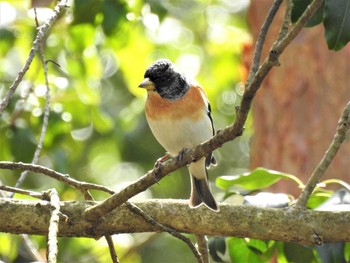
(176, 148, 190, 162)
(154, 154, 171, 168)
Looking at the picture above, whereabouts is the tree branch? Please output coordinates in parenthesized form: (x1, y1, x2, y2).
(0, 185, 42, 199)
(126, 201, 203, 263)
(1, 199, 350, 246)
(0, 161, 114, 195)
(195, 235, 209, 263)
(296, 101, 350, 207)
(0, 0, 68, 115)
(20, 234, 45, 262)
(273, 0, 323, 53)
(105, 235, 119, 263)
(246, 0, 283, 86)
(275, 0, 293, 43)
(82, 120, 242, 221)
(12, 8, 53, 193)
(43, 189, 60, 263)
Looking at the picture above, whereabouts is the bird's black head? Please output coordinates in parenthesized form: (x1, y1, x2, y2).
(142, 59, 189, 100)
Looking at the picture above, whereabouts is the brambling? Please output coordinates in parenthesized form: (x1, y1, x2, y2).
(139, 59, 219, 211)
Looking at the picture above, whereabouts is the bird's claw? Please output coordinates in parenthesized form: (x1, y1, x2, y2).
(154, 154, 171, 168)
(177, 148, 189, 162)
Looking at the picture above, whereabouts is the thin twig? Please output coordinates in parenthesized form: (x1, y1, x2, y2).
(273, 0, 323, 53)
(128, 203, 204, 262)
(43, 189, 60, 263)
(276, 0, 293, 43)
(126, 202, 203, 263)
(246, 0, 283, 86)
(295, 101, 350, 207)
(0, 0, 68, 115)
(105, 235, 119, 263)
(195, 235, 208, 263)
(0, 185, 42, 199)
(34, 8, 39, 28)
(0, 161, 114, 195)
(9, 7, 58, 262)
(12, 13, 52, 192)
(21, 234, 45, 262)
(46, 59, 61, 68)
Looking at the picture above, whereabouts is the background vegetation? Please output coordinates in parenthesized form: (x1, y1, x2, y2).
(0, 0, 349, 262)
(0, 0, 250, 262)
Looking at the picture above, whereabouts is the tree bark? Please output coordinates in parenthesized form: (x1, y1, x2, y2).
(1, 198, 350, 246)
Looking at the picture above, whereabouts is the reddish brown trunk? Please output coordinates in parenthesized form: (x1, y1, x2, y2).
(247, 1, 350, 194)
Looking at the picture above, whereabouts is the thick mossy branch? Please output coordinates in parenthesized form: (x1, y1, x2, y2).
(1, 198, 350, 246)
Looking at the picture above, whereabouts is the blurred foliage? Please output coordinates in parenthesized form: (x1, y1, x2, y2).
(0, 0, 349, 262)
(0, 0, 251, 262)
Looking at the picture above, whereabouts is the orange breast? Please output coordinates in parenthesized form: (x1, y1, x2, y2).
(145, 85, 208, 121)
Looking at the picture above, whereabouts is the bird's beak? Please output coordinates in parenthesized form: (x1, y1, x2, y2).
(138, 78, 155, 89)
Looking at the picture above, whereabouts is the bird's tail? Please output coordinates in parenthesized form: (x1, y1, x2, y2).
(189, 175, 219, 212)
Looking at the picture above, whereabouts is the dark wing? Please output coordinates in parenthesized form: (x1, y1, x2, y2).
(205, 102, 217, 168)
(207, 102, 215, 136)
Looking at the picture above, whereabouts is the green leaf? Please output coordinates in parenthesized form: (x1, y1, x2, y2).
(324, 0, 350, 50)
(247, 239, 277, 261)
(246, 239, 271, 254)
(10, 127, 36, 163)
(306, 189, 332, 209)
(72, 0, 101, 25)
(291, 0, 324, 27)
(227, 238, 264, 263)
(345, 243, 350, 262)
(283, 242, 316, 263)
(101, 0, 127, 36)
(216, 167, 302, 191)
(0, 28, 16, 56)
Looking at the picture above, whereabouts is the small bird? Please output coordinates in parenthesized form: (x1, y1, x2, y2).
(139, 59, 219, 211)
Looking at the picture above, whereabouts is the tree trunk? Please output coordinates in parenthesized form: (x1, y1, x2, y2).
(247, 0, 350, 194)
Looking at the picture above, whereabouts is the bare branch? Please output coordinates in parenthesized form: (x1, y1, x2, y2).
(0, 161, 114, 195)
(296, 101, 350, 207)
(126, 202, 203, 263)
(273, 0, 323, 53)
(12, 10, 52, 192)
(43, 189, 60, 263)
(0, 161, 206, 261)
(105, 235, 119, 263)
(0, 185, 42, 199)
(0, 0, 68, 115)
(195, 235, 208, 263)
(246, 0, 283, 86)
(21, 234, 45, 262)
(1, 199, 350, 246)
(275, 0, 293, 43)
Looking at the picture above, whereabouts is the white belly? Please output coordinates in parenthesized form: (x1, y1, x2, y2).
(147, 113, 213, 156)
